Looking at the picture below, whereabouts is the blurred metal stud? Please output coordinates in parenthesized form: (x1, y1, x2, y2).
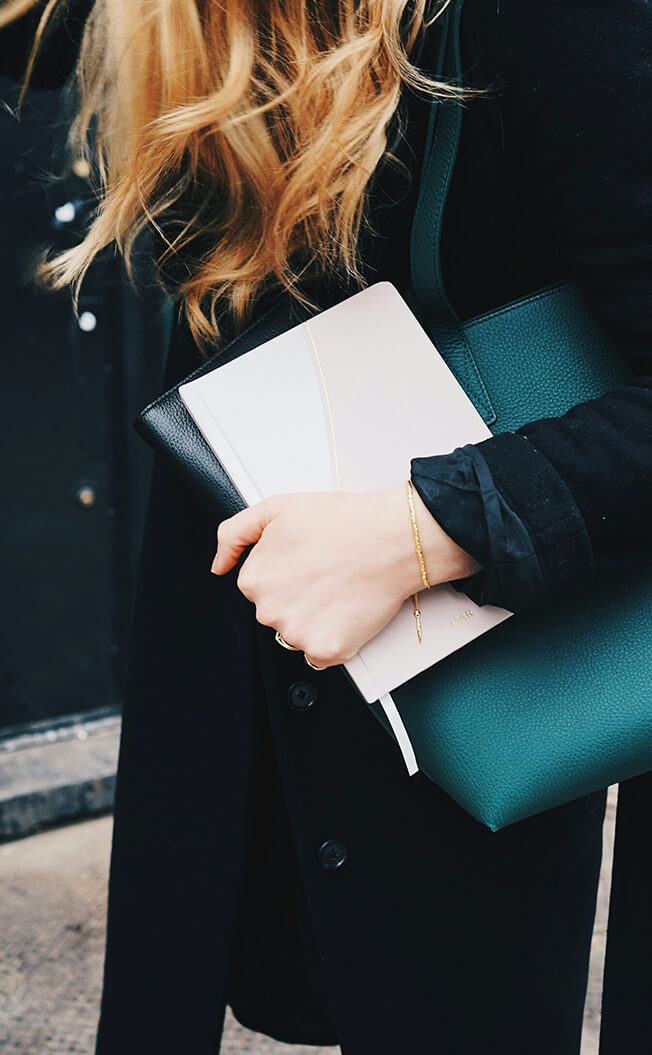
(78, 311, 97, 332)
(54, 201, 76, 224)
(76, 486, 96, 509)
(71, 157, 91, 179)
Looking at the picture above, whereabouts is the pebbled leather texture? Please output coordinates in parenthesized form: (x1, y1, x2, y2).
(138, 271, 651, 832)
(386, 0, 652, 830)
(371, 276, 652, 831)
(135, 294, 312, 520)
(464, 279, 632, 428)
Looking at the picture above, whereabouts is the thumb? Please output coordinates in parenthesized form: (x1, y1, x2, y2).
(211, 498, 276, 574)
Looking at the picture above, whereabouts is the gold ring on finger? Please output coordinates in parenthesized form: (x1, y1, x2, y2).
(304, 653, 327, 671)
(275, 630, 302, 651)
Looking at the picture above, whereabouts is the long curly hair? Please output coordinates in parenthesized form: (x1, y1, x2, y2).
(1, 0, 457, 350)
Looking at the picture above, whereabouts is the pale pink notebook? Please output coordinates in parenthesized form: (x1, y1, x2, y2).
(180, 283, 511, 773)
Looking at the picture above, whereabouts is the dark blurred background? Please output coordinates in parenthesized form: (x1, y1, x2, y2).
(0, 71, 170, 741)
(0, 58, 344, 1055)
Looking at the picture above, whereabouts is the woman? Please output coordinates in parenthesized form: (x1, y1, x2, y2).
(1, 1, 651, 1053)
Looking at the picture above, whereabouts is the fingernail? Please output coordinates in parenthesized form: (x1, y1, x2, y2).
(210, 554, 219, 575)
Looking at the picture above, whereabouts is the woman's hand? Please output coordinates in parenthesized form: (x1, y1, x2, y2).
(210, 482, 481, 669)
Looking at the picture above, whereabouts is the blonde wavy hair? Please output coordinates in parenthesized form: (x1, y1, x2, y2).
(1, 0, 457, 351)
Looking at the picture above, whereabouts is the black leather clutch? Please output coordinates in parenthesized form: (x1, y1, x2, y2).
(135, 293, 313, 519)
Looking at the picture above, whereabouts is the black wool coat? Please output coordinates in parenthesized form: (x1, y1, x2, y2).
(2, 2, 651, 1054)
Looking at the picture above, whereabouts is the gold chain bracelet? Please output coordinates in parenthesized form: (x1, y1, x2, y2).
(405, 478, 431, 643)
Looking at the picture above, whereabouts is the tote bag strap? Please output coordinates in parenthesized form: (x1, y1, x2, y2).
(409, 0, 497, 425)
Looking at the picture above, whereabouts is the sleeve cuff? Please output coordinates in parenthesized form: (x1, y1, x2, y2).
(410, 432, 595, 613)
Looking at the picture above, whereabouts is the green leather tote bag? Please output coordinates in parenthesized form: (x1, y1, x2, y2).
(368, 0, 652, 830)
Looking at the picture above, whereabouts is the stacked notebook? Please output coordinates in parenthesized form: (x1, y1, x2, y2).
(179, 283, 511, 772)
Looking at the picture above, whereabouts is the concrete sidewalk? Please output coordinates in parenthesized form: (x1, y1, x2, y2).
(0, 793, 616, 1054)
(0, 815, 336, 1055)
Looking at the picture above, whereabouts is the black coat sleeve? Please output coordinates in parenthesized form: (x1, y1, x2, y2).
(0, 0, 90, 91)
(411, 0, 652, 613)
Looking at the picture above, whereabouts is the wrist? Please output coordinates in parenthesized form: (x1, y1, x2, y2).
(379, 482, 482, 600)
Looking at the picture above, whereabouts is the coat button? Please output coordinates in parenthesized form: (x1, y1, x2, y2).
(318, 839, 349, 870)
(288, 681, 318, 711)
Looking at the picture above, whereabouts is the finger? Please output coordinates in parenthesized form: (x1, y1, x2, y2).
(210, 499, 276, 574)
(304, 654, 329, 671)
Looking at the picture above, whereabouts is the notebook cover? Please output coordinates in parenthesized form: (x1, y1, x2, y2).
(178, 282, 511, 702)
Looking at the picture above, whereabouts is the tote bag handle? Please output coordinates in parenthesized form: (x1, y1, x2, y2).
(408, 0, 497, 426)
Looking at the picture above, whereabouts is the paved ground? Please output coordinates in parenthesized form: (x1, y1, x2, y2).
(0, 720, 119, 840)
(0, 815, 336, 1055)
(0, 790, 617, 1055)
